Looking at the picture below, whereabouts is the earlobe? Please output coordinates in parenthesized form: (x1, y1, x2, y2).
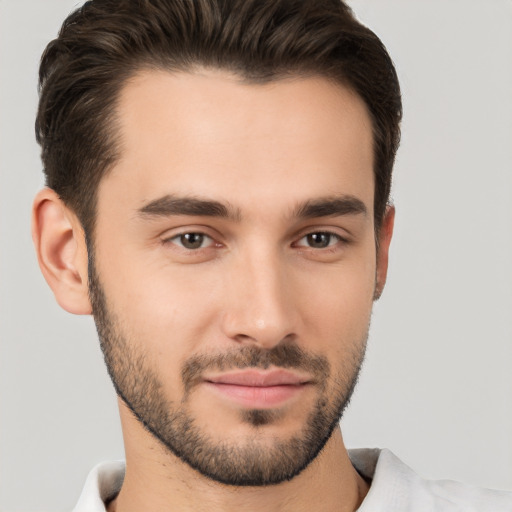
(374, 205, 395, 301)
(32, 188, 92, 315)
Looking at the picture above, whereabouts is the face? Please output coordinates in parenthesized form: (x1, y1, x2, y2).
(89, 70, 383, 485)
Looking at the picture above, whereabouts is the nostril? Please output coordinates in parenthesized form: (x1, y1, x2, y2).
(234, 333, 255, 343)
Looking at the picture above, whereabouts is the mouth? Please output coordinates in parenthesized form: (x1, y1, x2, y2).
(202, 369, 312, 409)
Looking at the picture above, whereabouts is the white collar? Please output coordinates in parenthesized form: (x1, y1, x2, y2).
(72, 449, 512, 511)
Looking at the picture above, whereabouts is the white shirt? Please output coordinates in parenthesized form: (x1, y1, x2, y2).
(72, 449, 512, 511)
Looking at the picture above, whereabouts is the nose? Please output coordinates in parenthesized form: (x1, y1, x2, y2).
(221, 249, 298, 349)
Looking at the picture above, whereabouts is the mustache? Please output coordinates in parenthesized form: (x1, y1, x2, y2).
(181, 342, 330, 393)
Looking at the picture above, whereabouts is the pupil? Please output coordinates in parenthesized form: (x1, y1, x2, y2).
(181, 233, 204, 249)
(308, 233, 330, 248)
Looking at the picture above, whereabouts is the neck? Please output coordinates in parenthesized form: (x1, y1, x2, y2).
(110, 401, 369, 512)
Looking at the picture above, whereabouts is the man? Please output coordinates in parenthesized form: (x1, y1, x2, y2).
(31, 0, 511, 510)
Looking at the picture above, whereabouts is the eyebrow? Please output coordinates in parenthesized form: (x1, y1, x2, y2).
(138, 195, 242, 221)
(293, 196, 367, 219)
(137, 194, 367, 221)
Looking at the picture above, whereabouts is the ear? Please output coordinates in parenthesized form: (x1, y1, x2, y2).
(374, 205, 395, 301)
(32, 188, 92, 314)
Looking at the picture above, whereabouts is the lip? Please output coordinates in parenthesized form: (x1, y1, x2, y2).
(206, 369, 310, 386)
(202, 369, 312, 408)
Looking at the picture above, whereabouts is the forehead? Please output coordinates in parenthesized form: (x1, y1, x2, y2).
(100, 69, 374, 218)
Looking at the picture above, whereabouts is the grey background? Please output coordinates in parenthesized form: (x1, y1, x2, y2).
(1, 1, 511, 510)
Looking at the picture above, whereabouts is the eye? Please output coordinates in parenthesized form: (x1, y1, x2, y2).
(296, 232, 341, 249)
(168, 232, 214, 250)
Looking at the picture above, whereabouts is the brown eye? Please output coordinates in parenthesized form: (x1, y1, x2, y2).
(298, 232, 340, 249)
(172, 233, 211, 250)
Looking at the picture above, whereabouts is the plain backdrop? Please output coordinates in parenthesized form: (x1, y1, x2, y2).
(1, 1, 511, 510)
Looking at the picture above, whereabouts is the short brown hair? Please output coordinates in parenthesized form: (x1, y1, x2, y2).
(36, 0, 402, 236)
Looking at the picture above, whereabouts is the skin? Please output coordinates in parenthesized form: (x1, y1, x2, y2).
(32, 69, 394, 512)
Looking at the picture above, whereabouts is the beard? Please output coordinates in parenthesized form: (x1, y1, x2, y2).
(88, 253, 368, 486)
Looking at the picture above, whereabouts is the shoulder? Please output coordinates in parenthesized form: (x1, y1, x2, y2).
(350, 448, 512, 512)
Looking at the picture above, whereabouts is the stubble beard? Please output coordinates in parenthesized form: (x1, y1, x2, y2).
(88, 254, 368, 486)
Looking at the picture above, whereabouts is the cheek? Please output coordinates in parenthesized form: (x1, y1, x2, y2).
(97, 252, 224, 387)
(120, 272, 220, 348)
(297, 254, 376, 341)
